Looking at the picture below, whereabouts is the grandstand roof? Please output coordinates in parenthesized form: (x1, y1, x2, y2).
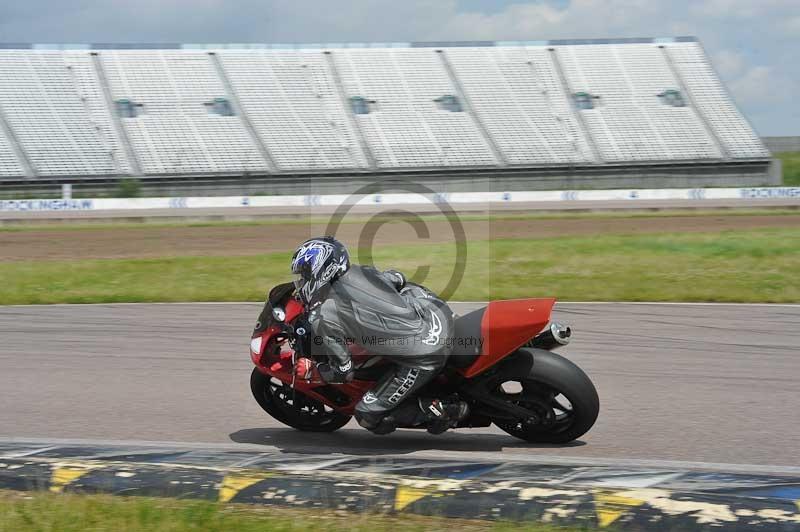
(0, 36, 699, 51)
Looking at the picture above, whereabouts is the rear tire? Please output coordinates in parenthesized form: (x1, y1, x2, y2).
(250, 368, 351, 432)
(494, 349, 599, 444)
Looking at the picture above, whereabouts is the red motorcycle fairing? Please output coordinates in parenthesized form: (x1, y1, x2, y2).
(250, 296, 375, 414)
(251, 297, 556, 414)
(251, 342, 374, 414)
(459, 298, 555, 378)
(250, 296, 303, 365)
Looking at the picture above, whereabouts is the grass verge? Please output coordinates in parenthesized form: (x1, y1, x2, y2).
(0, 490, 578, 532)
(2, 228, 798, 304)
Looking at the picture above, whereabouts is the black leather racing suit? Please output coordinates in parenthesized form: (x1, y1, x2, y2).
(307, 265, 454, 433)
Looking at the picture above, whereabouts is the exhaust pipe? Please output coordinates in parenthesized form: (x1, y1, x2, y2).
(526, 322, 571, 350)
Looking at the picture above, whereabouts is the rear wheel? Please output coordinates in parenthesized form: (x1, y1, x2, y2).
(250, 368, 352, 432)
(493, 349, 599, 443)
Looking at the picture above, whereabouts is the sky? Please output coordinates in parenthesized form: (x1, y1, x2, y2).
(0, 0, 796, 135)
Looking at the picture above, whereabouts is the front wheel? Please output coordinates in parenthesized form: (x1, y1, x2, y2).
(250, 368, 352, 432)
(493, 349, 599, 444)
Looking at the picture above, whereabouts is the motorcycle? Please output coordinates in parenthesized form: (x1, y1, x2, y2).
(249, 282, 599, 443)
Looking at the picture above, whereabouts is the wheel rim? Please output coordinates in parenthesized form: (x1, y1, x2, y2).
(262, 377, 343, 428)
(493, 380, 577, 436)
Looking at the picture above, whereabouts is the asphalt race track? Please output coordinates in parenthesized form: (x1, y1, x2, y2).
(1, 302, 798, 469)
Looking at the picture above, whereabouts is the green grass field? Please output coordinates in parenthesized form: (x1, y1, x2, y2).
(0, 491, 579, 532)
(778, 151, 800, 186)
(2, 227, 798, 304)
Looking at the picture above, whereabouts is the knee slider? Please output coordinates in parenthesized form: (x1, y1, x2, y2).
(354, 409, 381, 430)
(354, 410, 396, 435)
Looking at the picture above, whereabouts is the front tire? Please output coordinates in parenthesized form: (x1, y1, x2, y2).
(250, 368, 351, 432)
(494, 349, 599, 444)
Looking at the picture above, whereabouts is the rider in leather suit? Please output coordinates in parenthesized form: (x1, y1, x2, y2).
(291, 236, 469, 435)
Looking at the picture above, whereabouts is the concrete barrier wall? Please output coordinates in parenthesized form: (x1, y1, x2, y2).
(1, 186, 799, 213)
(763, 136, 800, 153)
(0, 159, 778, 197)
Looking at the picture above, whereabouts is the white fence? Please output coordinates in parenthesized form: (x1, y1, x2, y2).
(1, 187, 799, 213)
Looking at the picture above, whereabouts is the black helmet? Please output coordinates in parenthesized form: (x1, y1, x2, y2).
(290, 236, 350, 307)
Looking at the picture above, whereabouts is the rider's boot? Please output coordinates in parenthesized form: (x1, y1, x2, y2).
(418, 397, 469, 435)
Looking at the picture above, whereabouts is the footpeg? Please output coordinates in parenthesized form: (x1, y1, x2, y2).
(420, 398, 469, 434)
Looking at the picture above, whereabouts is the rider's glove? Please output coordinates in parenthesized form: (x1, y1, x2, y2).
(294, 357, 314, 380)
(317, 360, 354, 384)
